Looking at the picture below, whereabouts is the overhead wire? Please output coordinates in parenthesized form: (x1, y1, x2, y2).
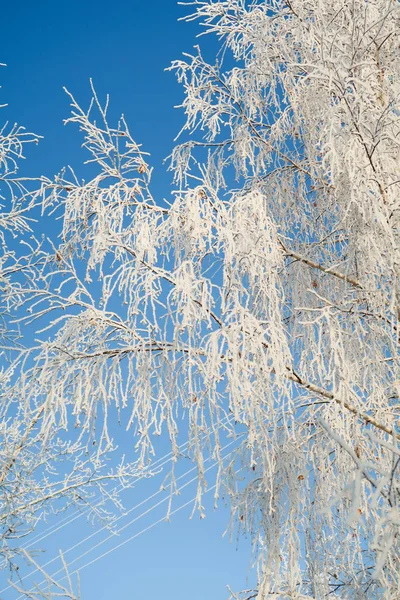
(54, 435, 242, 576)
(16, 412, 233, 553)
(72, 462, 245, 577)
(8, 428, 243, 599)
(1, 414, 232, 594)
(13, 438, 241, 599)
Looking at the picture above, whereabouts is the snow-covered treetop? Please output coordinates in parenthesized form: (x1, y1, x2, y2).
(1, 2, 399, 598)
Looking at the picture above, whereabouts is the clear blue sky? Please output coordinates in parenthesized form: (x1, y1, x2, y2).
(0, 1, 254, 599)
(1, 0, 201, 188)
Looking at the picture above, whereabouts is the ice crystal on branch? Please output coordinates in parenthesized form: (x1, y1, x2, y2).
(1, 1, 400, 598)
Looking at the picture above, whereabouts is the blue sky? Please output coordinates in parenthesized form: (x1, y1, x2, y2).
(0, 1, 254, 599)
(1, 0, 199, 186)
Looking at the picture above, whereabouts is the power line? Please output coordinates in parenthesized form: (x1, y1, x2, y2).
(58, 436, 241, 575)
(20, 412, 233, 552)
(75, 466, 243, 577)
(10, 432, 242, 599)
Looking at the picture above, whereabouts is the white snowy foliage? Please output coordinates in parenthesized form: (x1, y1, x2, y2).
(1, 1, 400, 599)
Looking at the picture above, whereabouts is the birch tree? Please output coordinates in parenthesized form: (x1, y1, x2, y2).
(1, 0, 400, 598)
(0, 88, 148, 597)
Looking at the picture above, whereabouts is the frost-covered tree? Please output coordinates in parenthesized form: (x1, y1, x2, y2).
(1, 0, 400, 598)
(0, 86, 148, 599)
